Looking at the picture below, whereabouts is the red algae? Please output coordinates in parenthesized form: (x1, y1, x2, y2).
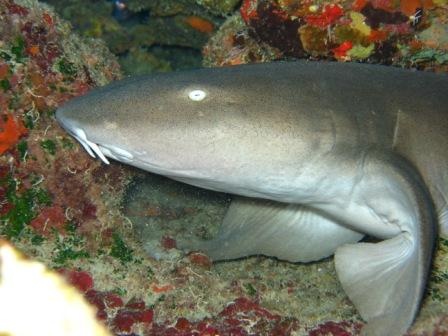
(219, 297, 277, 320)
(308, 321, 363, 336)
(86, 290, 109, 320)
(42, 12, 54, 27)
(125, 298, 146, 310)
(0, 114, 27, 155)
(352, 0, 368, 11)
(113, 310, 136, 332)
(6, 1, 28, 16)
(103, 292, 124, 308)
(83, 287, 155, 331)
(60, 269, 94, 293)
(305, 4, 344, 29)
(81, 201, 97, 220)
(112, 300, 154, 332)
(151, 283, 175, 293)
(332, 41, 354, 59)
(240, 0, 259, 23)
(149, 297, 299, 335)
(30, 205, 66, 235)
(0, 63, 9, 79)
(188, 252, 212, 269)
(367, 29, 388, 42)
(370, 0, 396, 12)
(161, 235, 177, 250)
(185, 16, 215, 34)
(175, 317, 191, 331)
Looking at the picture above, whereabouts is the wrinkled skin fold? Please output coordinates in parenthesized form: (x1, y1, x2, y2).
(56, 61, 447, 335)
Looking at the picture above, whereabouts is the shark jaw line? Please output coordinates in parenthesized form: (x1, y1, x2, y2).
(70, 127, 138, 165)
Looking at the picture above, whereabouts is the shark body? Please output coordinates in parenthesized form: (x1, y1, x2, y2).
(56, 61, 448, 335)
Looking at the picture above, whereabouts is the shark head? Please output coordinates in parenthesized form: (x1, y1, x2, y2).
(57, 71, 233, 164)
(55, 65, 307, 197)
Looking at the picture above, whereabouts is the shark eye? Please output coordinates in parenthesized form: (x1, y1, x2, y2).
(188, 89, 206, 101)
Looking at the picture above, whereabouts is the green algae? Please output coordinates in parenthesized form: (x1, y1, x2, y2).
(10, 36, 26, 62)
(442, 237, 448, 248)
(56, 58, 78, 78)
(50, 224, 91, 266)
(110, 231, 134, 264)
(61, 137, 75, 150)
(411, 49, 448, 65)
(0, 51, 12, 61)
(0, 78, 10, 91)
(2, 191, 36, 239)
(243, 282, 257, 296)
(17, 140, 27, 161)
(112, 287, 128, 297)
(0, 171, 53, 239)
(30, 233, 45, 245)
(428, 237, 448, 303)
(23, 113, 35, 129)
(65, 221, 77, 234)
(33, 188, 52, 206)
(40, 139, 57, 155)
(53, 236, 90, 265)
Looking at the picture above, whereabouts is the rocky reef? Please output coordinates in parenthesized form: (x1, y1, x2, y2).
(1, 0, 447, 335)
(43, 0, 241, 74)
(204, 0, 448, 70)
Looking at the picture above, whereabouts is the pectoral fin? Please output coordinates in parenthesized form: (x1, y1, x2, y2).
(335, 234, 418, 335)
(179, 197, 363, 263)
(329, 151, 437, 336)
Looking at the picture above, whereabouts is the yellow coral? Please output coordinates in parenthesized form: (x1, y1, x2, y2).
(349, 11, 371, 36)
(347, 43, 375, 59)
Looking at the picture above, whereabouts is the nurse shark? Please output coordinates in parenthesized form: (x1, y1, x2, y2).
(56, 61, 448, 335)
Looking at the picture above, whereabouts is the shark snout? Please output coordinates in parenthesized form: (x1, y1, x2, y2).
(56, 107, 110, 164)
(56, 107, 138, 165)
(55, 107, 72, 134)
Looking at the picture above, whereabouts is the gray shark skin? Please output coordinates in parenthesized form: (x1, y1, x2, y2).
(56, 61, 448, 335)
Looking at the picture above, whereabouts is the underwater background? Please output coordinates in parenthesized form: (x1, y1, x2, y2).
(0, 0, 447, 335)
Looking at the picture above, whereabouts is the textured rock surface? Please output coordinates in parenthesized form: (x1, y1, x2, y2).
(1, 0, 447, 335)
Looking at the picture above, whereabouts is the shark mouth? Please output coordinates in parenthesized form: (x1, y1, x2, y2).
(69, 127, 135, 165)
